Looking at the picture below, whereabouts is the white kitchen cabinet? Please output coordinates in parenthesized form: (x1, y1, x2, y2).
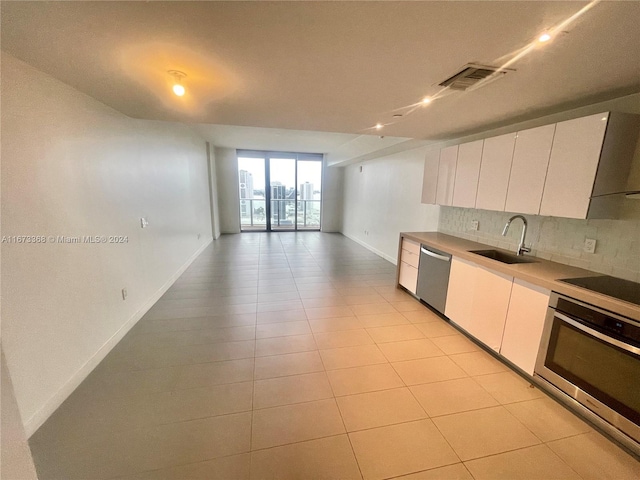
(445, 257, 477, 331)
(421, 149, 441, 204)
(505, 124, 555, 215)
(452, 140, 483, 208)
(475, 133, 516, 212)
(468, 266, 513, 351)
(435, 145, 458, 206)
(500, 279, 550, 375)
(446, 257, 513, 351)
(398, 239, 419, 294)
(539, 113, 608, 218)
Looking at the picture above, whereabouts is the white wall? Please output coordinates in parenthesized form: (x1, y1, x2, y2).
(342, 147, 440, 262)
(1, 350, 38, 480)
(1, 53, 213, 435)
(215, 147, 241, 234)
(321, 160, 344, 232)
(207, 143, 221, 239)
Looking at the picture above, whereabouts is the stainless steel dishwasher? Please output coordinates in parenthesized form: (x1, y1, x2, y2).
(416, 245, 452, 315)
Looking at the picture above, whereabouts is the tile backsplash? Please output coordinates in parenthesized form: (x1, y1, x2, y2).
(438, 206, 640, 282)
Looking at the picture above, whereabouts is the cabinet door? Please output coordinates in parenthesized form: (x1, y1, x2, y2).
(475, 133, 516, 211)
(505, 124, 555, 215)
(500, 279, 550, 374)
(444, 257, 476, 331)
(539, 113, 608, 219)
(400, 238, 420, 268)
(399, 262, 418, 294)
(468, 266, 513, 352)
(435, 146, 458, 206)
(452, 140, 483, 208)
(422, 149, 441, 204)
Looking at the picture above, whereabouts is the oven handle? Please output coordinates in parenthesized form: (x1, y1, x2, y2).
(554, 311, 640, 356)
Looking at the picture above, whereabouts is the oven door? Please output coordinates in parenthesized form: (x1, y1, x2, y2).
(535, 303, 640, 443)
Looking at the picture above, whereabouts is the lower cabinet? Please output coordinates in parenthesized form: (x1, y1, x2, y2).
(446, 255, 550, 368)
(399, 261, 418, 294)
(500, 279, 550, 374)
(444, 257, 476, 331)
(468, 266, 513, 352)
(398, 238, 419, 294)
(446, 257, 513, 351)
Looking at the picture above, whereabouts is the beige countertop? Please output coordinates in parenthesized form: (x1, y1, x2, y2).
(401, 231, 640, 322)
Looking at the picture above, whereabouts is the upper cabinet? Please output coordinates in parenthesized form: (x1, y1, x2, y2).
(435, 145, 458, 206)
(422, 111, 640, 219)
(540, 112, 640, 219)
(505, 124, 556, 215)
(421, 149, 440, 204)
(475, 133, 516, 211)
(539, 113, 608, 218)
(452, 140, 483, 208)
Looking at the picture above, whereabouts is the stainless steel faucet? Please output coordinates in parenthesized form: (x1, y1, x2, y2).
(502, 215, 531, 256)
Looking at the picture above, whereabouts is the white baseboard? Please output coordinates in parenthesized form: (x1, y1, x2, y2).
(24, 238, 213, 437)
(341, 232, 397, 265)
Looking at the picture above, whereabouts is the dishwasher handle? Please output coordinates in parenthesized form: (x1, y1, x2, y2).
(420, 247, 451, 262)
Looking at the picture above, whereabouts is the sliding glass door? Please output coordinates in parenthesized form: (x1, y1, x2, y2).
(269, 156, 296, 231)
(238, 151, 322, 232)
(296, 159, 322, 230)
(238, 156, 267, 231)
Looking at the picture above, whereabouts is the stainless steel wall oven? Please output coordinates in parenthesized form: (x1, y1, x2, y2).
(535, 293, 640, 445)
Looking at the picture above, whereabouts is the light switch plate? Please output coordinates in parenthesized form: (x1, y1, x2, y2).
(584, 238, 596, 254)
(140, 217, 149, 228)
(470, 220, 479, 231)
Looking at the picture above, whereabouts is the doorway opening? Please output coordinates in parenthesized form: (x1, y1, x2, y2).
(238, 151, 323, 232)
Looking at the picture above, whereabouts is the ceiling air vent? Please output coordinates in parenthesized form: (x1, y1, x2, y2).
(438, 64, 513, 91)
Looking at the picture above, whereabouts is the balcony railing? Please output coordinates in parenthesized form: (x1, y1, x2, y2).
(239, 198, 321, 230)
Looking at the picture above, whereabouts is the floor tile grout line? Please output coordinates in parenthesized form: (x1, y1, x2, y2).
(102, 452, 253, 480)
(377, 459, 464, 480)
(308, 323, 360, 478)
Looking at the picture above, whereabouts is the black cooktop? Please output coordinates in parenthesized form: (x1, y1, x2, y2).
(559, 275, 640, 306)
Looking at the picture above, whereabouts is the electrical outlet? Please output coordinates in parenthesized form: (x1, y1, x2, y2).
(122, 288, 128, 300)
(584, 238, 597, 254)
(470, 220, 479, 231)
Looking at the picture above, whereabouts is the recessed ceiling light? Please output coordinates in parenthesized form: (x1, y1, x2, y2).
(538, 33, 552, 43)
(422, 97, 433, 104)
(168, 70, 187, 97)
(375, 123, 383, 130)
(172, 84, 185, 96)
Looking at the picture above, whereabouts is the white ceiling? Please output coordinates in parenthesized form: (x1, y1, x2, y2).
(2, 1, 640, 163)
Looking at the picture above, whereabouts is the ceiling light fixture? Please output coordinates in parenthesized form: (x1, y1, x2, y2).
(375, 123, 383, 130)
(538, 32, 552, 43)
(168, 70, 187, 97)
(422, 97, 433, 104)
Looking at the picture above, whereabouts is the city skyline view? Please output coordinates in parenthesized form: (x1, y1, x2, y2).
(238, 155, 323, 230)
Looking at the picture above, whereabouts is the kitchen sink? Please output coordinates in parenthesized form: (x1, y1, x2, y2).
(469, 249, 538, 264)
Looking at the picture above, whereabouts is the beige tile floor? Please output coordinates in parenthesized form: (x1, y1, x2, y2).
(29, 233, 640, 479)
